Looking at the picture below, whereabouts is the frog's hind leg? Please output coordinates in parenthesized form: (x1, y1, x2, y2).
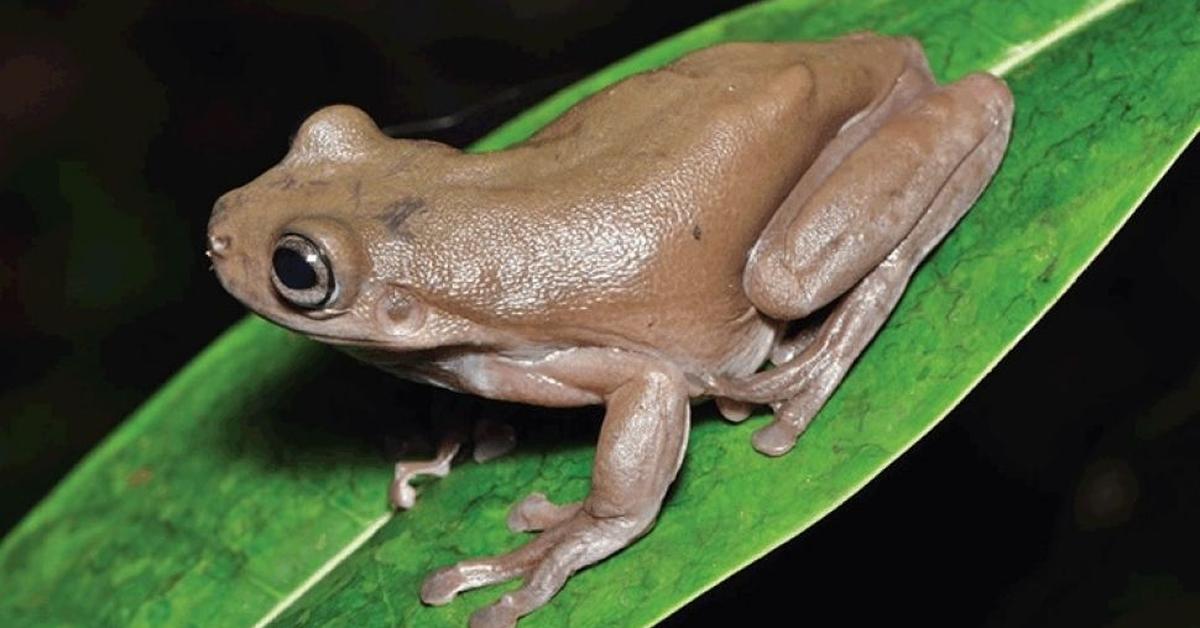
(732, 73, 1013, 456)
(742, 37, 937, 321)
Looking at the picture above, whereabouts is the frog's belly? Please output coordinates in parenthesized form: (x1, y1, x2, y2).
(346, 306, 776, 405)
(553, 295, 782, 383)
(647, 308, 779, 380)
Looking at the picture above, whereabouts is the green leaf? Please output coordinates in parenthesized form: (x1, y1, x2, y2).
(4, 0, 1198, 625)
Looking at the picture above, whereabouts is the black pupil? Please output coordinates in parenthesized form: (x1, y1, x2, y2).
(273, 247, 318, 290)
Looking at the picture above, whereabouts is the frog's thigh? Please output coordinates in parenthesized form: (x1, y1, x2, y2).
(736, 73, 1012, 455)
(744, 73, 1010, 321)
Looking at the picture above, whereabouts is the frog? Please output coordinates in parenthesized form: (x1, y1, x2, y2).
(207, 32, 1013, 627)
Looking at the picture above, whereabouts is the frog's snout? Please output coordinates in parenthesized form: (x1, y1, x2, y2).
(206, 233, 230, 259)
(207, 194, 232, 261)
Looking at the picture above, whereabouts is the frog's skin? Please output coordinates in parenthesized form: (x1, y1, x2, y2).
(208, 33, 1012, 627)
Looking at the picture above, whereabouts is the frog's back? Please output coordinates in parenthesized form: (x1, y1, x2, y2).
(519, 38, 917, 193)
(413, 37, 920, 374)
(503, 38, 918, 274)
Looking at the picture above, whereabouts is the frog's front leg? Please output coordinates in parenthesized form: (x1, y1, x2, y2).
(729, 73, 1013, 455)
(421, 365, 690, 628)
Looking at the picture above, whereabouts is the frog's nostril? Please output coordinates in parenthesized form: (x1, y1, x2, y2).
(207, 233, 231, 258)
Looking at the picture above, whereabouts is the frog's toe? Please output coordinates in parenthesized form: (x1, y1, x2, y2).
(389, 435, 462, 510)
(421, 515, 573, 605)
(752, 390, 825, 456)
(420, 565, 467, 606)
(752, 421, 799, 456)
(420, 535, 550, 606)
(459, 509, 653, 625)
(424, 507, 656, 622)
(507, 492, 581, 533)
(715, 397, 755, 423)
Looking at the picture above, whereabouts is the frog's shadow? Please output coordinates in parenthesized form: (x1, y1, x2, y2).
(219, 350, 613, 473)
(218, 350, 720, 500)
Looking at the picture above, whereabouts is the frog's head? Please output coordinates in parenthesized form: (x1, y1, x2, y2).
(208, 105, 509, 353)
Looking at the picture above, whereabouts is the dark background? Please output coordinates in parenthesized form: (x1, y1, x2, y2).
(2, 1, 1197, 625)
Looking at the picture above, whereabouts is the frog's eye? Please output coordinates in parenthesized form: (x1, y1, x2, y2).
(271, 234, 335, 309)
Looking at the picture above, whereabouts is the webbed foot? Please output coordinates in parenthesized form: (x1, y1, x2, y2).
(422, 506, 654, 628)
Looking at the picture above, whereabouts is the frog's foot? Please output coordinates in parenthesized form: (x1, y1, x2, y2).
(389, 402, 517, 509)
(389, 432, 464, 510)
(423, 506, 657, 628)
(506, 492, 582, 533)
(736, 74, 1014, 457)
(422, 366, 690, 627)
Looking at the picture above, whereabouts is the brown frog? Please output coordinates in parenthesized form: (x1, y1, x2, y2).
(208, 33, 1012, 627)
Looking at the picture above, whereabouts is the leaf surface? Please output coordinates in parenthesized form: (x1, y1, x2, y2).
(3, 0, 1198, 626)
